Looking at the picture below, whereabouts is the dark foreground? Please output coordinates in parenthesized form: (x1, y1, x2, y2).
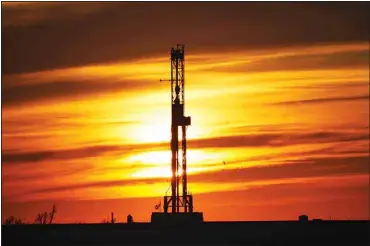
(2, 220, 369, 245)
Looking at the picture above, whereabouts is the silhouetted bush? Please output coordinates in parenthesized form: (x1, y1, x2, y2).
(35, 204, 57, 224)
(101, 218, 110, 224)
(4, 216, 23, 225)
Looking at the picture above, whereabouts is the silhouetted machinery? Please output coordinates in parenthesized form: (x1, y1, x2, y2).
(151, 44, 203, 225)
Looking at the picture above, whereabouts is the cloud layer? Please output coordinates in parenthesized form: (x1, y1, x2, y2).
(3, 2, 369, 74)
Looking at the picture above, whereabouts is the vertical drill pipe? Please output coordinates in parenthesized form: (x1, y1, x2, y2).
(171, 125, 178, 213)
(171, 54, 177, 214)
(175, 53, 180, 213)
(182, 125, 187, 212)
(181, 45, 188, 213)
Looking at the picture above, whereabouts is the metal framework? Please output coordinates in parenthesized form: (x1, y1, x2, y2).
(160, 44, 193, 214)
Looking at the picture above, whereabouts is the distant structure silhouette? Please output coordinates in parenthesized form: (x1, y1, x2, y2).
(298, 214, 308, 223)
(152, 45, 203, 225)
(127, 214, 133, 224)
(111, 212, 116, 224)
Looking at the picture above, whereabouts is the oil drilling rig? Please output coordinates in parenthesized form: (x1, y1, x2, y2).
(151, 44, 203, 225)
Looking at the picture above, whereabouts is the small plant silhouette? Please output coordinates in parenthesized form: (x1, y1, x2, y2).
(35, 204, 57, 224)
(101, 212, 117, 224)
(101, 218, 110, 224)
(49, 205, 57, 224)
(4, 216, 23, 225)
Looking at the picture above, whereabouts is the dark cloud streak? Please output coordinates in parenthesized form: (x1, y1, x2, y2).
(273, 95, 369, 106)
(1, 144, 139, 164)
(205, 50, 369, 73)
(29, 177, 165, 195)
(2, 129, 368, 164)
(25, 155, 369, 196)
(3, 2, 369, 74)
(190, 156, 369, 184)
(1, 78, 157, 106)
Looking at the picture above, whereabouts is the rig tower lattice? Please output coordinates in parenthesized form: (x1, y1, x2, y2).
(152, 45, 203, 225)
(161, 44, 193, 214)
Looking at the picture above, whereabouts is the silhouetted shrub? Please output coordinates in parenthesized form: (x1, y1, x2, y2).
(4, 216, 23, 225)
(35, 204, 57, 224)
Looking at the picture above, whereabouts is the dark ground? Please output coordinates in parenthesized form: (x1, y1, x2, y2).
(2, 220, 369, 245)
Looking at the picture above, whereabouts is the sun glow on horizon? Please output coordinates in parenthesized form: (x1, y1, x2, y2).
(126, 149, 223, 178)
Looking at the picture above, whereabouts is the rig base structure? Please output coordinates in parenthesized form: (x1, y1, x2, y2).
(151, 44, 203, 225)
(151, 212, 204, 226)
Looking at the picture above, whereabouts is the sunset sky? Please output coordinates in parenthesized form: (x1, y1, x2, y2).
(1, 2, 369, 223)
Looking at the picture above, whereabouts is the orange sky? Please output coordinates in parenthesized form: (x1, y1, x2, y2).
(1, 2, 369, 223)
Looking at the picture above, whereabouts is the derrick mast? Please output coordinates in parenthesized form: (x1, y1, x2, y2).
(164, 44, 192, 214)
(152, 45, 203, 225)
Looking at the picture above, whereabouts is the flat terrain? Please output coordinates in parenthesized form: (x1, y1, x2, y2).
(2, 220, 369, 245)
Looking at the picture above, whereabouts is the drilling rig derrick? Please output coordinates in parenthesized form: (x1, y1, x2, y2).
(151, 44, 203, 225)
